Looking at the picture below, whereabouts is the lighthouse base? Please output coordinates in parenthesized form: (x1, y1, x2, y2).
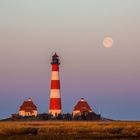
(49, 110, 62, 117)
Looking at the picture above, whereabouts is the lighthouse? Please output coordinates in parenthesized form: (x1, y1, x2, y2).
(49, 53, 62, 117)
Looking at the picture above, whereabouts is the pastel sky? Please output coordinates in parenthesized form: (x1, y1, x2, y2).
(0, 0, 140, 120)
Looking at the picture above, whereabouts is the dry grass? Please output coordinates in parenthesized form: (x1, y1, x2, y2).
(0, 121, 140, 140)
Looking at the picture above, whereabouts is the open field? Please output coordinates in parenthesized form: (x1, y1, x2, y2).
(0, 121, 140, 140)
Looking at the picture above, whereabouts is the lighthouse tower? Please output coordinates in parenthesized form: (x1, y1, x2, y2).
(49, 53, 62, 117)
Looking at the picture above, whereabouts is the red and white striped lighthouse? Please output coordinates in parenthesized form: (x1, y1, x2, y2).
(49, 53, 62, 116)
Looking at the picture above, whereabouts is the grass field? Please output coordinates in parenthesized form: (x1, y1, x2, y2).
(0, 121, 140, 140)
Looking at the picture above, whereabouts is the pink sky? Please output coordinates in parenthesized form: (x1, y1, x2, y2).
(0, 0, 140, 120)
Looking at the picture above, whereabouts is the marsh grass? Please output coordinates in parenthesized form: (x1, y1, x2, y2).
(0, 121, 140, 140)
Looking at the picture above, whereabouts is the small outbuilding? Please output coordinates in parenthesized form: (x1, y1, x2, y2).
(19, 98, 38, 117)
(72, 98, 93, 117)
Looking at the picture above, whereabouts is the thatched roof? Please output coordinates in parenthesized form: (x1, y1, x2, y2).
(73, 98, 93, 112)
(19, 98, 37, 111)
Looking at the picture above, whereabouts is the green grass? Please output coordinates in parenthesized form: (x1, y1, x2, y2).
(0, 121, 140, 140)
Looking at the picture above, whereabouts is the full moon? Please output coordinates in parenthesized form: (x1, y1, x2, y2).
(103, 37, 113, 48)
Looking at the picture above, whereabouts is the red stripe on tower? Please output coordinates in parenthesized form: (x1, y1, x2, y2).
(49, 53, 62, 116)
(51, 80, 60, 89)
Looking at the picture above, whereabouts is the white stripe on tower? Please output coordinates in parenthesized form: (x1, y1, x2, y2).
(50, 89, 60, 98)
(49, 53, 62, 117)
(51, 71, 59, 80)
